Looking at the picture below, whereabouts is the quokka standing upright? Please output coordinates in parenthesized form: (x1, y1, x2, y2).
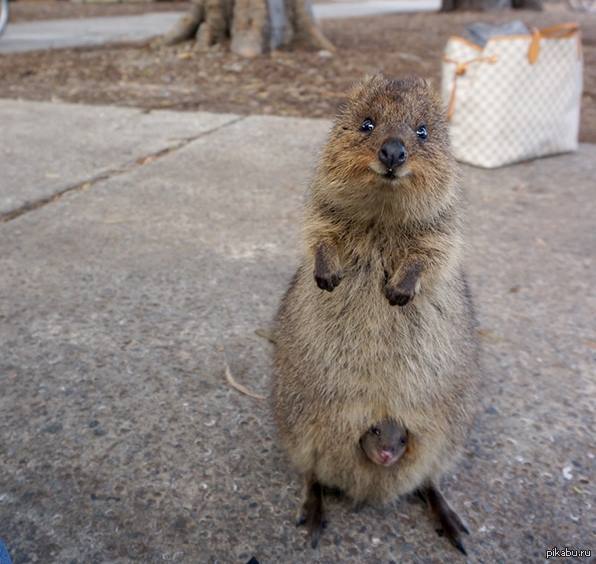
(271, 75, 479, 554)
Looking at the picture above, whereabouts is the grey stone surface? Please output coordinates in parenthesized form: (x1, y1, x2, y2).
(314, 0, 439, 19)
(0, 104, 594, 563)
(0, 99, 237, 215)
(0, 1, 440, 54)
(0, 13, 183, 54)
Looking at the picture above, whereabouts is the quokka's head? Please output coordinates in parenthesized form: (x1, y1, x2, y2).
(319, 75, 455, 210)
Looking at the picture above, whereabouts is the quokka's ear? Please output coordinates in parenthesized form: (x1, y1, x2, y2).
(347, 73, 386, 101)
(388, 75, 432, 90)
(335, 101, 349, 119)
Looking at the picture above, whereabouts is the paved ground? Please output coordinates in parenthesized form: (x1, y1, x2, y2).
(314, 0, 439, 19)
(0, 100, 594, 563)
(0, 0, 440, 54)
(0, 13, 182, 54)
(0, 100, 237, 216)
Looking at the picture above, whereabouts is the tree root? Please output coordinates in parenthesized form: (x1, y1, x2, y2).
(156, 0, 334, 55)
(160, 3, 204, 46)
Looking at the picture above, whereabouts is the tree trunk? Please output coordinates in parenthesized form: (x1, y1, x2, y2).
(512, 0, 543, 8)
(159, 0, 334, 57)
(441, 0, 542, 9)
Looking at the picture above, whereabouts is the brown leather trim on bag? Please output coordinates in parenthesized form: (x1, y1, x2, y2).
(528, 28, 542, 64)
(578, 30, 583, 60)
(528, 23, 580, 64)
(447, 35, 483, 52)
(443, 55, 498, 120)
(537, 22, 580, 38)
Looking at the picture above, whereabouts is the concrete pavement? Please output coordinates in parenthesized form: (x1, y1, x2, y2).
(314, 0, 439, 19)
(0, 12, 182, 54)
(0, 99, 238, 216)
(0, 100, 594, 563)
(0, 0, 440, 54)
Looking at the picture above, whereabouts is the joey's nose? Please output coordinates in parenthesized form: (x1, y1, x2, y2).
(378, 139, 407, 169)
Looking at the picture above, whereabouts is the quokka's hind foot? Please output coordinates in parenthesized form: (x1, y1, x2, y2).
(322, 485, 343, 498)
(418, 482, 470, 555)
(296, 475, 326, 548)
(351, 500, 366, 513)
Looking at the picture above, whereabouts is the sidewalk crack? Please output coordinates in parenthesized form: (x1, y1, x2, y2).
(0, 115, 246, 224)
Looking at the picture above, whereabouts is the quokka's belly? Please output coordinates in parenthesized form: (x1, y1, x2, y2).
(286, 261, 466, 410)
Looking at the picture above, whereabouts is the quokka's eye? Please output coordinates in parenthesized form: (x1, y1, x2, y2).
(360, 118, 375, 133)
(416, 125, 428, 140)
(371, 427, 381, 436)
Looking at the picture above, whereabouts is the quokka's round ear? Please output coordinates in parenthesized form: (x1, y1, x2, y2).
(334, 75, 381, 120)
(347, 73, 386, 100)
(383, 76, 434, 96)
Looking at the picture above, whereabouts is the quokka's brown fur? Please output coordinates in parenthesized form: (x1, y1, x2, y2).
(271, 75, 479, 550)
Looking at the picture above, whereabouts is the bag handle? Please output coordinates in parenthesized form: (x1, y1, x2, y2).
(528, 22, 579, 64)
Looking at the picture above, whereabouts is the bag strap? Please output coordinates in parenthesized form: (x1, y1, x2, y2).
(528, 22, 579, 64)
(443, 55, 498, 120)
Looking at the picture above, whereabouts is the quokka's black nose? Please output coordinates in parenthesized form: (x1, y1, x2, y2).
(379, 139, 407, 169)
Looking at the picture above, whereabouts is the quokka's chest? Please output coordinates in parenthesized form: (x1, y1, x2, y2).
(339, 231, 414, 267)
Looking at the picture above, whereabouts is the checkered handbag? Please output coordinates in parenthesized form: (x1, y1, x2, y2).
(442, 23, 583, 168)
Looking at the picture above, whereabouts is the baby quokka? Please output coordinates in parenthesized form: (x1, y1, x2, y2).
(359, 419, 408, 468)
(271, 75, 479, 554)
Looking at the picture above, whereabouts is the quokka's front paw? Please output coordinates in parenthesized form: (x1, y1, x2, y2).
(385, 283, 416, 306)
(315, 270, 343, 292)
(314, 241, 343, 292)
(384, 263, 422, 306)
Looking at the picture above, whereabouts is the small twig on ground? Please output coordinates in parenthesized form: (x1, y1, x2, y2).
(254, 327, 277, 344)
(223, 362, 266, 400)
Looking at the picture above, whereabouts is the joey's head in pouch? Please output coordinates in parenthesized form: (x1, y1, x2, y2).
(360, 419, 408, 467)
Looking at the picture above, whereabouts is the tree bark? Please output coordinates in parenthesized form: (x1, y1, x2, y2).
(512, 0, 543, 8)
(441, 0, 542, 9)
(159, 0, 334, 57)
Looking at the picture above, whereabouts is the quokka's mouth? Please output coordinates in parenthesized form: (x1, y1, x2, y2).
(368, 162, 412, 183)
(373, 450, 399, 466)
(381, 168, 412, 182)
